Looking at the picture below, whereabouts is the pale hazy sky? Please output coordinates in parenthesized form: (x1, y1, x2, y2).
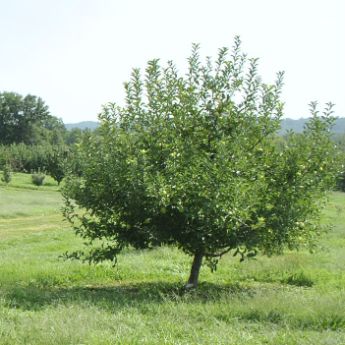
(0, 0, 343, 123)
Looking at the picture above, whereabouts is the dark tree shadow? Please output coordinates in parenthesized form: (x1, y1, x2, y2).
(2, 281, 255, 311)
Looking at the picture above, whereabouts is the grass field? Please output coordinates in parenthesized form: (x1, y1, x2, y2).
(0, 173, 345, 344)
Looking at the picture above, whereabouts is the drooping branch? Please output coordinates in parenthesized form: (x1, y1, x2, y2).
(204, 247, 232, 258)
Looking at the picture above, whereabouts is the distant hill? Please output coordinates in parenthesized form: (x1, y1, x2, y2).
(64, 121, 99, 130)
(65, 118, 345, 134)
(279, 118, 309, 134)
(279, 117, 345, 134)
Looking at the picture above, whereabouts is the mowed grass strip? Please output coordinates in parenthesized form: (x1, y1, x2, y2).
(0, 173, 344, 344)
(0, 171, 59, 192)
(0, 214, 66, 239)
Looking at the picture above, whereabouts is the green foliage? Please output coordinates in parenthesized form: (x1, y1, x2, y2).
(64, 127, 90, 145)
(63, 38, 340, 285)
(332, 134, 345, 191)
(31, 168, 46, 186)
(0, 143, 78, 179)
(46, 147, 69, 185)
(1, 163, 12, 184)
(336, 171, 345, 192)
(0, 91, 65, 145)
(0, 143, 50, 172)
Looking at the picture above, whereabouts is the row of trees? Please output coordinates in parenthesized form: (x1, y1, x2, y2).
(0, 92, 91, 185)
(0, 91, 90, 147)
(0, 143, 84, 184)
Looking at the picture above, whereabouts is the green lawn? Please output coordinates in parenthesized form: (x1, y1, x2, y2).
(0, 173, 344, 344)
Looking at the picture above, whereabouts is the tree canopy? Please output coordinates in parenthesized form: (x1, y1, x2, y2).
(0, 91, 65, 145)
(63, 37, 340, 287)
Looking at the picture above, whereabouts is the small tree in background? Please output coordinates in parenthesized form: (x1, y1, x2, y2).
(46, 147, 69, 185)
(63, 37, 340, 288)
(31, 168, 46, 186)
(1, 163, 12, 184)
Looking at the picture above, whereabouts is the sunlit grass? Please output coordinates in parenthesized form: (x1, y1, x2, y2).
(0, 170, 59, 191)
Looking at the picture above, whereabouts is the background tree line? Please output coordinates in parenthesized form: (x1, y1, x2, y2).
(0, 91, 91, 183)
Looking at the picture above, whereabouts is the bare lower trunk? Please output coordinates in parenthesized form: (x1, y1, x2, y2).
(185, 252, 203, 289)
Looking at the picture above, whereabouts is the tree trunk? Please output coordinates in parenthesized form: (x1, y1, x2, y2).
(185, 252, 203, 289)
